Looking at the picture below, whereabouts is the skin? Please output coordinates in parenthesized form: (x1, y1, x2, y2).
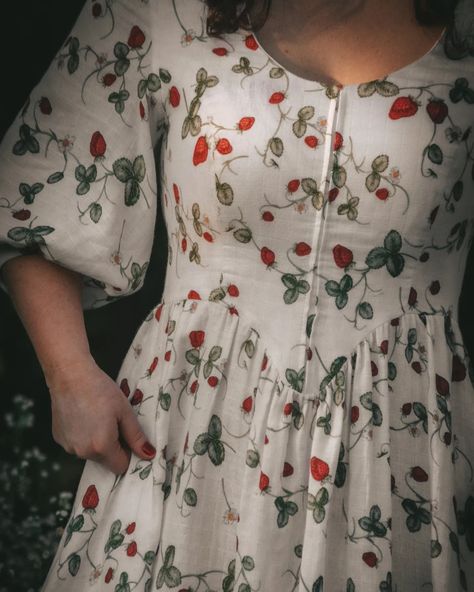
(248, 0, 447, 86)
(1, 255, 156, 475)
(1, 0, 446, 476)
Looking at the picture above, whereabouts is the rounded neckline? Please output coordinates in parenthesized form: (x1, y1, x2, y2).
(247, 18, 447, 91)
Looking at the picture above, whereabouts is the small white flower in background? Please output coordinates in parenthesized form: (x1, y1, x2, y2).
(389, 166, 401, 184)
(445, 125, 463, 143)
(89, 563, 104, 585)
(58, 135, 75, 153)
(110, 250, 122, 265)
(95, 52, 108, 68)
(316, 116, 328, 132)
(181, 29, 196, 47)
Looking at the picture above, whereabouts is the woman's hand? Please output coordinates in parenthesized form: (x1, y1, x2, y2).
(47, 356, 156, 475)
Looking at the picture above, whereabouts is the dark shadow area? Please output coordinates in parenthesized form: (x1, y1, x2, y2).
(0, 2, 168, 589)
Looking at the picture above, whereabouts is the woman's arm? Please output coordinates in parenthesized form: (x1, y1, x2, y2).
(1, 255, 157, 474)
(1, 254, 93, 382)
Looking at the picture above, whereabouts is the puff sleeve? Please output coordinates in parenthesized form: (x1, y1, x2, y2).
(0, 0, 168, 310)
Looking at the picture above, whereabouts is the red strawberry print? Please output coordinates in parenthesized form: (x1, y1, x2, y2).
(295, 241, 311, 256)
(182, 237, 187, 253)
(227, 284, 239, 296)
(164, 350, 171, 361)
(126, 541, 137, 557)
(269, 91, 285, 104)
(92, 2, 102, 18)
(261, 354, 268, 371)
(147, 356, 158, 375)
(104, 567, 114, 583)
(171, 183, 180, 204)
(429, 280, 440, 295)
(401, 402, 412, 416)
(216, 138, 232, 154)
(375, 188, 389, 201)
(304, 135, 318, 148)
(189, 330, 205, 348)
(333, 131, 343, 151)
(380, 340, 388, 355)
(310, 456, 330, 481)
(260, 246, 275, 267)
(213, 47, 228, 56)
(82, 484, 99, 509)
(120, 378, 130, 397)
(426, 98, 448, 124)
(187, 290, 201, 299)
(155, 303, 164, 321)
(328, 187, 339, 202)
(128, 25, 145, 48)
(351, 405, 359, 423)
(287, 179, 300, 193)
(362, 551, 378, 567)
(410, 466, 428, 482)
(262, 211, 274, 221)
(229, 306, 239, 316)
(282, 462, 294, 477)
(306, 347, 312, 360)
(435, 373, 450, 396)
(39, 97, 52, 115)
(283, 402, 293, 416)
(443, 432, 452, 446)
(203, 231, 213, 242)
(333, 244, 353, 268)
(169, 86, 180, 107)
(139, 101, 146, 119)
(238, 116, 255, 131)
(371, 361, 378, 376)
(408, 287, 418, 307)
(126, 522, 136, 534)
(208, 376, 219, 387)
(389, 96, 419, 120)
(12, 209, 31, 220)
(102, 72, 116, 87)
(242, 396, 253, 413)
(193, 136, 209, 165)
(452, 354, 466, 382)
(245, 34, 259, 51)
(259, 471, 270, 491)
(90, 131, 106, 158)
(130, 388, 143, 406)
(190, 380, 199, 394)
(411, 361, 422, 374)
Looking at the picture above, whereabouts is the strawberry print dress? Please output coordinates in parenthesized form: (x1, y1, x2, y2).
(1, 0, 474, 590)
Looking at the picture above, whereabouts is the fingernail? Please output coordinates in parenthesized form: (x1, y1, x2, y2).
(142, 441, 156, 457)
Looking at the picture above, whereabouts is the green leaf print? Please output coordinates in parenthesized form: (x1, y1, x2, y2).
(402, 498, 431, 532)
(275, 496, 298, 528)
(366, 230, 405, 277)
(67, 553, 81, 576)
(358, 504, 387, 537)
(193, 414, 225, 465)
(312, 575, 324, 592)
(112, 155, 146, 205)
(12, 123, 40, 155)
(19, 181, 44, 204)
(155, 545, 182, 589)
(104, 519, 124, 553)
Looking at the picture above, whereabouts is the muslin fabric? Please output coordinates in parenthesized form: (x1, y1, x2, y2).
(1, 0, 474, 590)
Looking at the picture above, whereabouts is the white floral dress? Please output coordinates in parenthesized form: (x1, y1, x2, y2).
(1, 0, 474, 590)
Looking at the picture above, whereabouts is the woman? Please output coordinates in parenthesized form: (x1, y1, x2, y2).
(0, 0, 473, 589)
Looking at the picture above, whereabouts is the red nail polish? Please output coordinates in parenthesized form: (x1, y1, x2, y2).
(142, 442, 156, 456)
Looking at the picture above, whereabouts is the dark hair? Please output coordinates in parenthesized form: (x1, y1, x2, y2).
(204, 0, 470, 58)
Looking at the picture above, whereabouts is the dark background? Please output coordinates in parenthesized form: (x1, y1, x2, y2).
(0, 2, 168, 589)
(0, 2, 473, 590)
